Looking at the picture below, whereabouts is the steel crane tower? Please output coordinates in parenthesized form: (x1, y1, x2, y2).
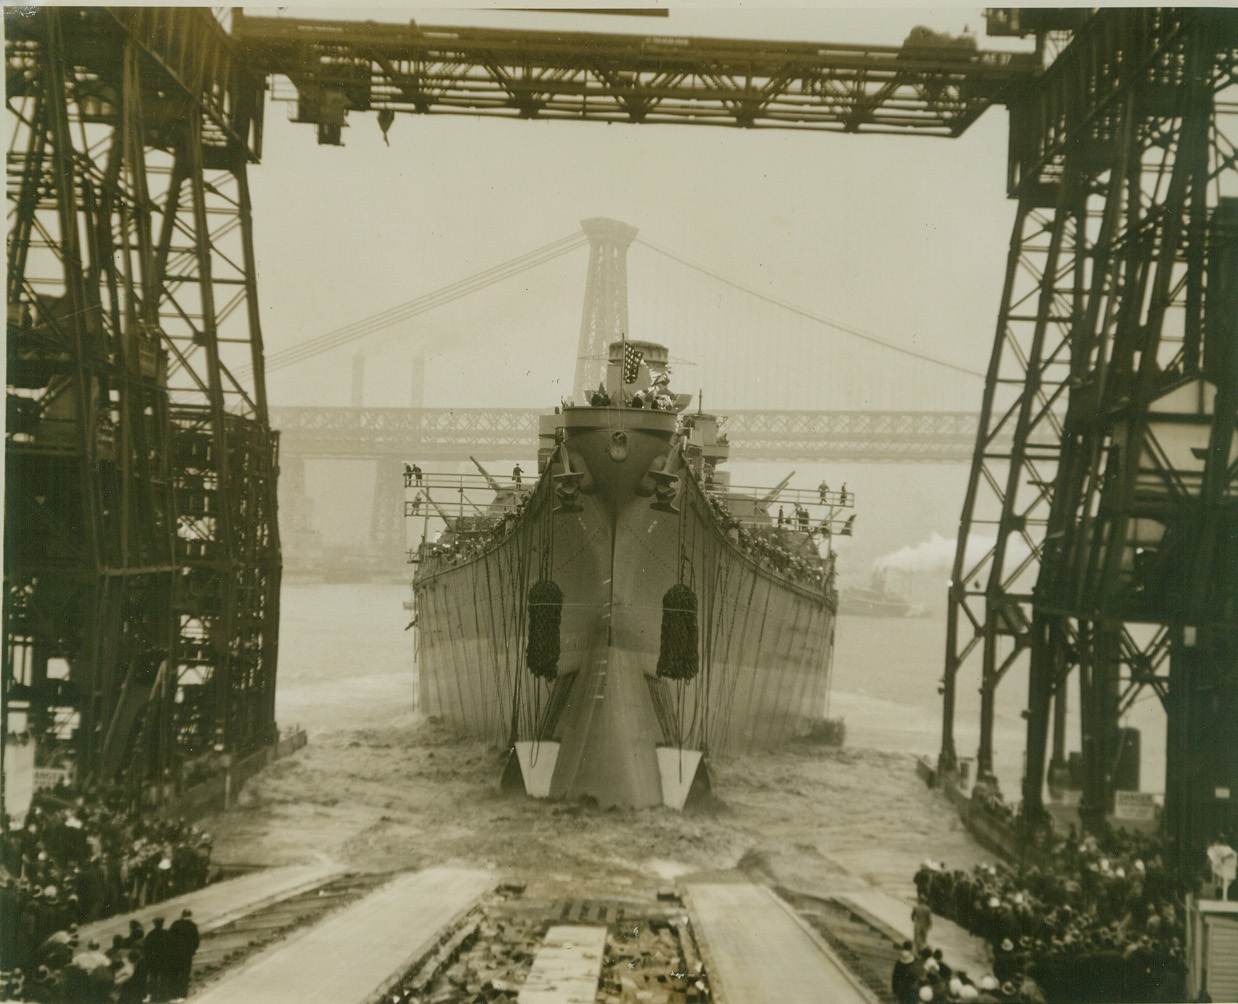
(4, 8, 281, 809)
(942, 8, 1237, 868)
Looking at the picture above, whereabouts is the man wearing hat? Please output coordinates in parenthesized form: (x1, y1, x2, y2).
(143, 917, 171, 1003)
(912, 895, 933, 954)
(24, 964, 58, 1004)
(167, 908, 200, 1001)
(892, 941, 919, 1004)
(993, 938, 1017, 982)
(0, 877, 17, 971)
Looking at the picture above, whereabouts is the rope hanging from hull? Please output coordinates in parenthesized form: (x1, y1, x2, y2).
(526, 578, 563, 680)
(657, 582, 699, 681)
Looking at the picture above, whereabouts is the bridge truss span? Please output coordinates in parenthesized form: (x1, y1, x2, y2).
(269, 406, 988, 464)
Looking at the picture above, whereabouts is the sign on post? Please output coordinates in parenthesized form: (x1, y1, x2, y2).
(32, 767, 70, 791)
(1113, 790, 1157, 821)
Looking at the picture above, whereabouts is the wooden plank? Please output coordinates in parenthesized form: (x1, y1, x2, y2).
(517, 925, 609, 1004)
(79, 863, 343, 947)
(192, 868, 492, 1004)
(684, 882, 878, 1004)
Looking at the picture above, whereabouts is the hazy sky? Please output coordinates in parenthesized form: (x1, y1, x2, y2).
(248, 5, 1039, 581)
(245, 6, 1030, 413)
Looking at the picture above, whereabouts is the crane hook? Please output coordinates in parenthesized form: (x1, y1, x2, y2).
(378, 108, 395, 146)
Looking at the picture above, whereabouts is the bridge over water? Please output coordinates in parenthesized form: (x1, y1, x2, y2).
(271, 405, 987, 464)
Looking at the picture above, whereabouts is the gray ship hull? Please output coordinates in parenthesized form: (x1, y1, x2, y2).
(413, 405, 837, 808)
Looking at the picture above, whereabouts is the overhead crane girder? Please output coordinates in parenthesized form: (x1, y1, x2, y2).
(232, 12, 1040, 141)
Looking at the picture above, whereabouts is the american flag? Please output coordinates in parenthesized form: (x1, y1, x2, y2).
(622, 343, 643, 385)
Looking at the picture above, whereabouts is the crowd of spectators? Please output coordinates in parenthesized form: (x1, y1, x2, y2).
(706, 493, 834, 591)
(908, 826, 1199, 1003)
(891, 938, 1042, 1004)
(0, 906, 198, 1000)
(416, 494, 534, 570)
(0, 786, 213, 1002)
(0, 908, 199, 1004)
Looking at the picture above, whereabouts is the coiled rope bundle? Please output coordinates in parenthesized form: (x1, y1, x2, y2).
(526, 579, 563, 679)
(657, 583, 699, 681)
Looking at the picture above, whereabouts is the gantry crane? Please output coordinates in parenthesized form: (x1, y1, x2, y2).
(5, 9, 280, 808)
(940, 10, 1237, 870)
(5, 8, 1235, 876)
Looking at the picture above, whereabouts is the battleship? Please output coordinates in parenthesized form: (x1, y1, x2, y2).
(409, 339, 852, 808)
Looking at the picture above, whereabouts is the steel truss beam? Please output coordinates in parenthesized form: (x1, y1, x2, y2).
(4, 7, 280, 809)
(268, 406, 994, 464)
(942, 7, 1237, 867)
(233, 12, 1038, 141)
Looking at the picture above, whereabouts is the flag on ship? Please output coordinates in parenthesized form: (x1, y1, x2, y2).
(623, 343, 644, 384)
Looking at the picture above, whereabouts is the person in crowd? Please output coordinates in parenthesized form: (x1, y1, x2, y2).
(117, 949, 148, 1004)
(892, 941, 920, 1004)
(167, 908, 200, 1002)
(912, 895, 933, 954)
(143, 917, 171, 1003)
(1, 876, 18, 970)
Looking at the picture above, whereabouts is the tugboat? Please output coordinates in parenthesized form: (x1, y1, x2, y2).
(409, 339, 851, 807)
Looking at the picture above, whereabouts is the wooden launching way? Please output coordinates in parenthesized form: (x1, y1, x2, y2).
(191, 867, 493, 1004)
(683, 880, 880, 1004)
(838, 889, 991, 979)
(517, 925, 609, 1004)
(79, 863, 343, 947)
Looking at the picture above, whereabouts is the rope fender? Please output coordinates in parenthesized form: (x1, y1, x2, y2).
(526, 579, 563, 679)
(657, 583, 699, 681)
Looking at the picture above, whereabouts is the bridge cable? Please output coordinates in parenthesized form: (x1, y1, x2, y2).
(634, 238, 986, 379)
(249, 232, 588, 376)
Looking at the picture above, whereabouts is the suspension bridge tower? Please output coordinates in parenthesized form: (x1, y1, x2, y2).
(573, 218, 638, 400)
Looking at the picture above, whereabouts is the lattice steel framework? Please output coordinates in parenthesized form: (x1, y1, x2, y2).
(269, 406, 992, 463)
(232, 13, 1037, 141)
(4, 7, 281, 807)
(942, 8, 1238, 866)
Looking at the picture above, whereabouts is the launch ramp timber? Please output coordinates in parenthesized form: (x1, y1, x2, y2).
(517, 925, 609, 1004)
(78, 863, 344, 947)
(836, 889, 991, 980)
(191, 867, 493, 1004)
(683, 880, 880, 1004)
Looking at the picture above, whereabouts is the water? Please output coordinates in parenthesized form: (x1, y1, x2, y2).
(833, 610, 1167, 802)
(275, 581, 1166, 804)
